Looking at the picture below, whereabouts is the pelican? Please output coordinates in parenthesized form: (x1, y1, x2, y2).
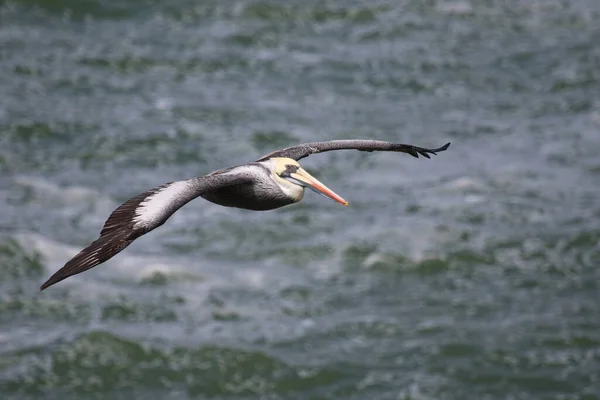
(40, 139, 450, 290)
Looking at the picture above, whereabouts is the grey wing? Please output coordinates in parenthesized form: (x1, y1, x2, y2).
(257, 140, 451, 161)
(40, 173, 252, 290)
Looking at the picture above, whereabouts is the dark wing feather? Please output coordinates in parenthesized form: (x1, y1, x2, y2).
(39, 186, 163, 291)
(257, 140, 450, 162)
(40, 173, 252, 291)
(39, 232, 136, 291)
(99, 185, 165, 236)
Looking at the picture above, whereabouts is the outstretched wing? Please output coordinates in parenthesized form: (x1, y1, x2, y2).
(40, 173, 252, 290)
(257, 140, 450, 162)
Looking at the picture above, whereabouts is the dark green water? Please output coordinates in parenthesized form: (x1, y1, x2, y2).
(1, 0, 599, 399)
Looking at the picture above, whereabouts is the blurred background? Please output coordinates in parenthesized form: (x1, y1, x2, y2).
(1, 0, 599, 399)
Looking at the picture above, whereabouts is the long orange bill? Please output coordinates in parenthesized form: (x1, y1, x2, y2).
(289, 168, 349, 206)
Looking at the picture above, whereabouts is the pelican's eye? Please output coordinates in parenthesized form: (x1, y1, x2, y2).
(279, 164, 299, 178)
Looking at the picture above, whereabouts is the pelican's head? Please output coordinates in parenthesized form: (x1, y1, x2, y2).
(269, 157, 349, 206)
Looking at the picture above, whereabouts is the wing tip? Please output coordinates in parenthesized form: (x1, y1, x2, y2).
(40, 270, 69, 291)
(421, 142, 451, 158)
(39, 264, 79, 291)
(39, 280, 53, 291)
(439, 142, 451, 151)
(39, 234, 132, 292)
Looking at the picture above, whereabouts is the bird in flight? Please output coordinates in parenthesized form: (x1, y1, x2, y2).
(40, 139, 450, 290)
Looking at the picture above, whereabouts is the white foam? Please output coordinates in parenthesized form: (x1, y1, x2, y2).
(13, 176, 116, 217)
(14, 232, 80, 268)
(13, 232, 199, 287)
(154, 97, 175, 111)
(436, 1, 473, 15)
(442, 176, 486, 192)
(14, 176, 110, 203)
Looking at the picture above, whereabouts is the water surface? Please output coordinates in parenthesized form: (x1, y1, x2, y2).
(1, 0, 599, 399)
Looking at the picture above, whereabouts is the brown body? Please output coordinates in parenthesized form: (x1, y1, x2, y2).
(201, 184, 293, 211)
(201, 163, 298, 211)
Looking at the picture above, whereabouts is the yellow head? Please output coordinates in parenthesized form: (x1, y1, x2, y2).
(269, 157, 349, 206)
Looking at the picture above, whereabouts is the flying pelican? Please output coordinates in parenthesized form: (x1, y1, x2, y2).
(40, 139, 450, 290)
